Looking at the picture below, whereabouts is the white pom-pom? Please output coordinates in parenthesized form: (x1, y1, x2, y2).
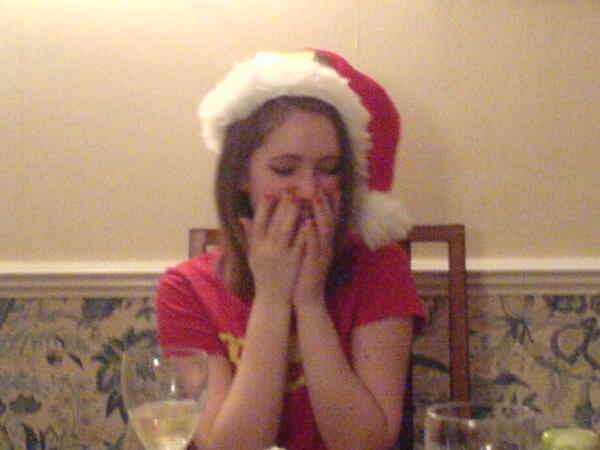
(353, 189, 413, 250)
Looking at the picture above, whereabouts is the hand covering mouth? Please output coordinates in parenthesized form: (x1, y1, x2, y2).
(290, 203, 314, 241)
(297, 201, 314, 220)
(298, 207, 314, 220)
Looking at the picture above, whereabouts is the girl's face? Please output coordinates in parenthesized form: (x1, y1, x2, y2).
(243, 108, 342, 218)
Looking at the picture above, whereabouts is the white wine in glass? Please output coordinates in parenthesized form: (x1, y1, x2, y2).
(121, 344, 208, 450)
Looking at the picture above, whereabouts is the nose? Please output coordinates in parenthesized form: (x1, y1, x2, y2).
(293, 171, 319, 199)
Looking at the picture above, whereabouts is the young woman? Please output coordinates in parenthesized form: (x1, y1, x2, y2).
(156, 50, 425, 450)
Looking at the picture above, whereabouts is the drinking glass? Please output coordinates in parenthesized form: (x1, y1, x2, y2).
(121, 344, 209, 450)
(424, 401, 537, 449)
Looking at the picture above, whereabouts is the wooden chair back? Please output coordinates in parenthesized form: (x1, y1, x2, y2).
(188, 228, 220, 258)
(402, 224, 469, 403)
(396, 224, 469, 448)
(188, 224, 470, 447)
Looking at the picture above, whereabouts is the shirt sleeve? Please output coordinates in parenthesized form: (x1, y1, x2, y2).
(156, 265, 226, 355)
(353, 242, 426, 329)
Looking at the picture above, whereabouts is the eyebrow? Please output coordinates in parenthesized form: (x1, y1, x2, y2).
(269, 154, 301, 163)
(269, 154, 340, 163)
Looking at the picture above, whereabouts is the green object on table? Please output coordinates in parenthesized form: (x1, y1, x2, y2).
(540, 427, 600, 450)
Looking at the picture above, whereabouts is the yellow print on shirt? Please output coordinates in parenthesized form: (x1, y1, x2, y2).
(218, 332, 306, 391)
(218, 332, 244, 366)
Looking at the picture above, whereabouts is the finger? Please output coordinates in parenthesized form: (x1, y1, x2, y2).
(322, 188, 341, 218)
(303, 219, 319, 257)
(269, 193, 300, 246)
(268, 192, 291, 229)
(329, 189, 341, 216)
(239, 216, 252, 239)
(292, 219, 309, 258)
(312, 190, 335, 244)
(253, 194, 276, 237)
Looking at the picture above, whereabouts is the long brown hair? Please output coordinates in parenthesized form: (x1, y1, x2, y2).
(214, 96, 355, 299)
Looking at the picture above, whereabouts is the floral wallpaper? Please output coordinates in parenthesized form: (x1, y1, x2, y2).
(0, 293, 598, 449)
(0, 297, 153, 449)
(412, 294, 600, 446)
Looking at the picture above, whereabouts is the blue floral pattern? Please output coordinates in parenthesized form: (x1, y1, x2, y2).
(0, 293, 598, 448)
(0, 297, 154, 449)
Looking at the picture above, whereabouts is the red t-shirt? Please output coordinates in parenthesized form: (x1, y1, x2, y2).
(156, 232, 425, 450)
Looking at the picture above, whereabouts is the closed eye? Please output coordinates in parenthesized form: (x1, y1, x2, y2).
(317, 164, 342, 175)
(269, 165, 295, 176)
(268, 155, 341, 176)
(269, 155, 300, 176)
(317, 157, 342, 175)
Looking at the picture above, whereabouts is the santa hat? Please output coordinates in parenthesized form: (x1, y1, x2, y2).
(199, 50, 412, 249)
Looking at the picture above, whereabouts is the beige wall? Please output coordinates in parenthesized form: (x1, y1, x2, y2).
(2, 0, 599, 269)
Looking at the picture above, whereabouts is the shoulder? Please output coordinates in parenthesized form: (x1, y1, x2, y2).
(345, 231, 410, 271)
(341, 231, 416, 296)
(341, 232, 425, 327)
(159, 250, 223, 288)
(156, 250, 230, 316)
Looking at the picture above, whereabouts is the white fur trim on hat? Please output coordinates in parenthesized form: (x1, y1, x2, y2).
(199, 52, 371, 181)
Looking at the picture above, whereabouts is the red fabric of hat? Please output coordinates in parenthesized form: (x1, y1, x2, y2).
(312, 49, 400, 192)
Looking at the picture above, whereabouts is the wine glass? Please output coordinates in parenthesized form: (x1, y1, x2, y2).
(424, 401, 537, 449)
(121, 344, 209, 450)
